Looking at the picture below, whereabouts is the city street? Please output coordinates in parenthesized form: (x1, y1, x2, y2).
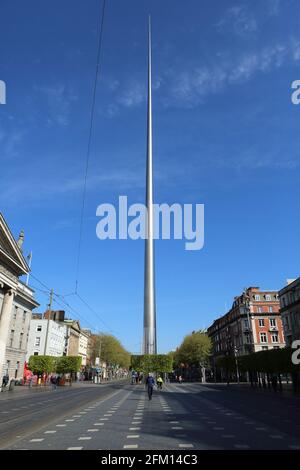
(1, 381, 300, 450)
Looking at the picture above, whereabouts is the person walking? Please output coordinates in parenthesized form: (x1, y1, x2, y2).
(1, 374, 9, 392)
(145, 373, 155, 400)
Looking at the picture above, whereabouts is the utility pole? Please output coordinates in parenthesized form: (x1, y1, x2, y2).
(25, 251, 33, 286)
(44, 289, 53, 355)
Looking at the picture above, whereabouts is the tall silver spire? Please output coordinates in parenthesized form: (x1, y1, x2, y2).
(143, 16, 157, 355)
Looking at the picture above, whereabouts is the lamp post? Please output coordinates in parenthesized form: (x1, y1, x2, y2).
(234, 346, 240, 384)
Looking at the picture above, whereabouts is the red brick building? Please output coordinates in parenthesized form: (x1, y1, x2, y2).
(208, 287, 285, 361)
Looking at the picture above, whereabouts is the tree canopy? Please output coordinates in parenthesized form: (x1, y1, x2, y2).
(174, 330, 212, 367)
(92, 334, 130, 369)
(131, 354, 173, 374)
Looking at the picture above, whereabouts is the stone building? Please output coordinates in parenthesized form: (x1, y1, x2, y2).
(279, 278, 300, 346)
(0, 213, 39, 380)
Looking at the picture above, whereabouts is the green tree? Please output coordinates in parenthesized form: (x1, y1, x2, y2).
(92, 334, 130, 369)
(130, 355, 173, 374)
(55, 356, 82, 375)
(174, 330, 212, 382)
(28, 356, 55, 376)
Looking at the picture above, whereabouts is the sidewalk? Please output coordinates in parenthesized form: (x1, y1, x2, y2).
(0, 381, 89, 400)
(202, 381, 300, 400)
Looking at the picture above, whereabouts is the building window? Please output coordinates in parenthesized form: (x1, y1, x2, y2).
(262, 346, 268, 350)
(260, 332, 267, 343)
(35, 337, 41, 347)
(269, 306, 273, 313)
(270, 318, 277, 327)
(259, 319, 265, 327)
(13, 307, 17, 319)
(34, 352, 39, 356)
(36, 325, 42, 332)
(19, 332, 23, 349)
(23, 311, 27, 322)
(271, 333, 279, 343)
(244, 319, 249, 328)
(15, 361, 20, 378)
(257, 307, 263, 313)
(9, 330, 14, 347)
(265, 294, 271, 301)
(255, 295, 261, 301)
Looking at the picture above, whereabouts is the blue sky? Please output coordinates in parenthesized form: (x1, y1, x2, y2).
(1, 0, 300, 354)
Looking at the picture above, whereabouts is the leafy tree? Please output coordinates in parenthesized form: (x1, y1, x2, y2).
(28, 356, 55, 375)
(92, 334, 130, 369)
(131, 355, 173, 374)
(174, 331, 212, 382)
(56, 356, 82, 375)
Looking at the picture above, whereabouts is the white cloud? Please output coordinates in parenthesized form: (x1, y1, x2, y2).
(216, 5, 258, 37)
(35, 83, 78, 126)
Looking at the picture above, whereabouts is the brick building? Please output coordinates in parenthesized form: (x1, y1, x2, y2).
(208, 287, 285, 367)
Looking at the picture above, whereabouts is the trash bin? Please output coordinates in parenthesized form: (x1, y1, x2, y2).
(9, 379, 15, 391)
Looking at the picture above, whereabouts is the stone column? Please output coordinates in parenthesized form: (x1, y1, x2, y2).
(0, 288, 15, 379)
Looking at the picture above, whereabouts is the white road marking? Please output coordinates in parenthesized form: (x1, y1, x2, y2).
(123, 444, 138, 449)
(170, 421, 179, 424)
(65, 419, 74, 422)
(172, 426, 183, 430)
(67, 447, 82, 450)
(127, 435, 140, 438)
(255, 427, 267, 431)
(56, 424, 66, 427)
(100, 418, 108, 421)
(129, 427, 141, 431)
(87, 429, 98, 432)
(78, 437, 92, 440)
(30, 439, 44, 442)
(178, 444, 194, 448)
(44, 431, 56, 434)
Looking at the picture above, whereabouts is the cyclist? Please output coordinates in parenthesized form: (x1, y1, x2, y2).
(157, 375, 163, 390)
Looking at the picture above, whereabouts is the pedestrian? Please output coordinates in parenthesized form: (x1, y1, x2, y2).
(271, 375, 278, 392)
(1, 374, 9, 391)
(50, 375, 57, 390)
(178, 375, 182, 384)
(145, 373, 155, 400)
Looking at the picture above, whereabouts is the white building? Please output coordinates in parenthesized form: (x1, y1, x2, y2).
(78, 330, 89, 366)
(27, 319, 67, 359)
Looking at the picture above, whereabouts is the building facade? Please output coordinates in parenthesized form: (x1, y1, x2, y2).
(208, 287, 285, 363)
(0, 213, 39, 380)
(279, 278, 300, 346)
(26, 318, 67, 359)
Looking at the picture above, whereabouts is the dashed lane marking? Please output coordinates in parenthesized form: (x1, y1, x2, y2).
(123, 444, 138, 449)
(78, 437, 91, 441)
(30, 439, 44, 442)
(67, 447, 82, 450)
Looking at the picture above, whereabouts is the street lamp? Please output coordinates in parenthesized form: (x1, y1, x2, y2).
(234, 346, 240, 384)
